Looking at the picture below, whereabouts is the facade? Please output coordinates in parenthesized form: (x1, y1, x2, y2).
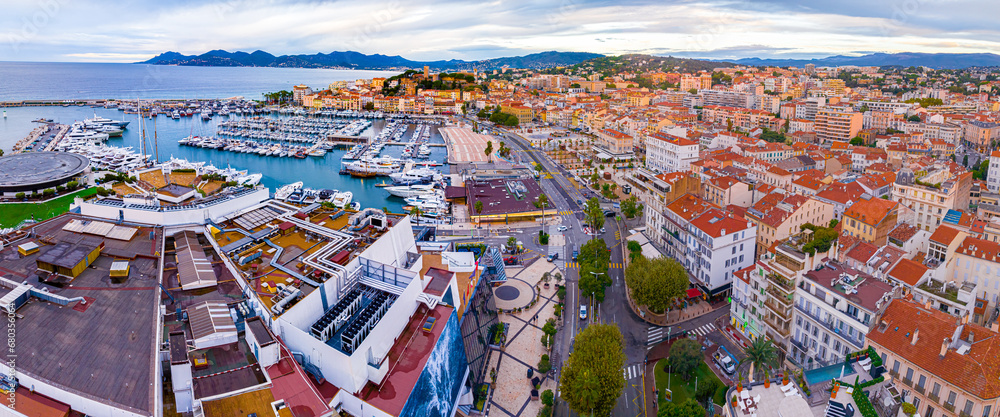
(814, 107, 863, 143)
(842, 196, 900, 246)
(628, 170, 702, 249)
(595, 128, 634, 156)
(791, 261, 895, 366)
(892, 166, 973, 232)
(682, 207, 757, 296)
(746, 193, 835, 257)
(644, 132, 699, 173)
(867, 299, 1000, 417)
(703, 176, 752, 208)
(988, 151, 1000, 193)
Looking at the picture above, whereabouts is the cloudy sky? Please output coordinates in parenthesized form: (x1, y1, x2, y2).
(1, 0, 998, 62)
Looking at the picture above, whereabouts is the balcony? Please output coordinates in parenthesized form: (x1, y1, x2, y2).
(928, 393, 940, 404)
(763, 315, 791, 337)
(888, 369, 899, 379)
(794, 304, 865, 349)
(766, 287, 793, 306)
(915, 385, 925, 395)
(961, 411, 973, 417)
(943, 402, 955, 413)
(902, 378, 912, 387)
(767, 273, 795, 292)
(764, 299, 792, 320)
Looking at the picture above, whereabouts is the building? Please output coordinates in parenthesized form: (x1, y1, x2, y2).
(594, 128, 635, 157)
(465, 177, 551, 223)
(746, 193, 834, 257)
(682, 207, 757, 296)
(644, 132, 699, 173)
(627, 170, 702, 249)
(703, 176, 752, 207)
(292, 84, 313, 104)
(814, 107, 863, 143)
(987, 151, 1000, 193)
(680, 74, 712, 91)
(791, 261, 895, 366)
(892, 166, 973, 232)
(867, 299, 1000, 417)
(842, 196, 900, 246)
(0, 152, 90, 197)
(963, 120, 1000, 152)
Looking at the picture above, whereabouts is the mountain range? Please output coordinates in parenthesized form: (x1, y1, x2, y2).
(723, 52, 1000, 69)
(139, 50, 604, 70)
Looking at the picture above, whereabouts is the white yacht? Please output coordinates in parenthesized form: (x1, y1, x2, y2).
(275, 181, 304, 201)
(237, 173, 262, 186)
(384, 184, 440, 199)
(85, 114, 130, 128)
(389, 167, 442, 185)
(331, 191, 354, 208)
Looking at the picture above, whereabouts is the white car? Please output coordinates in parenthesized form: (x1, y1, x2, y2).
(557, 225, 568, 232)
(579, 305, 588, 320)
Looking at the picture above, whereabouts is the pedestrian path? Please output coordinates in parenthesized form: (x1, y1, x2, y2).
(689, 322, 717, 337)
(565, 261, 578, 268)
(609, 262, 623, 269)
(622, 363, 643, 381)
(558, 210, 574, 215)
(646, 323, 717, 349)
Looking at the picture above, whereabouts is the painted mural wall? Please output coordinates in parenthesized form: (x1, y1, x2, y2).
(398, 309, 469, 417)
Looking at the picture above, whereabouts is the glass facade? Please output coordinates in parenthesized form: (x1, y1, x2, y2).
(460, 267, 499, 388)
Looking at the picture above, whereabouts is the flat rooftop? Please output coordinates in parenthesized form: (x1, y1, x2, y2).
(804, 261, 894, 312)
(0, 215, 160, 414)
(0, 151, 88, 188)
(465, 178, 546, 218)
(441, 127, 492, 163)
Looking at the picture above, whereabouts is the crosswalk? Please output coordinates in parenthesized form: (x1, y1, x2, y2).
(646, 323, 718, 349)
(622, 363, 643, 380)
(609, 262, 623, 269)
(615, 230, 621, 240)
(565, 261, 578, 268)
(558, 210, 574, 215)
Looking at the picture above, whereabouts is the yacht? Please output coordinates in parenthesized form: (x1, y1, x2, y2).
(275, 181, 304, 200)
(237, 173, 262, 186)
(85, 114, 130, 128)
(384, 184, 440, 199)
(389, 167, 442, 185)
(342, 157, 401, 177)
(331, 191, 354, 208)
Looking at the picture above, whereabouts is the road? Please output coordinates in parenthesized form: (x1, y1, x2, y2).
(476, 122, 738, 417)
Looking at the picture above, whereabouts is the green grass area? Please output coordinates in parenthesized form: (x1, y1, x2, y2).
(654, 358, 728, 407)
(0, 188, 97, 227)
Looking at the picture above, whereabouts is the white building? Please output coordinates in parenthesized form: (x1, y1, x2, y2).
(644, 132, 699, 173)
(682, 208, 757, 296)
(988, 151, 1000, 193)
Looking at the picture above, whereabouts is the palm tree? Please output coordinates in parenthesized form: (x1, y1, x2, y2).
(410, 206, 423, 224)
(534, 193, 549, 223)
(485, 140, 493, 162)
(743, 337, 778, 381)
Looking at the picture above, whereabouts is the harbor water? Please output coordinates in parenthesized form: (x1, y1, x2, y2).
(0, 105, 449, 212)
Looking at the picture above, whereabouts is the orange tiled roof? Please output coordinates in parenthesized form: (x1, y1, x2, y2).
(666, 193, 716, 221)
(844, 197, 897, 226)
(868, 299, 1000, 400)
(689, 208, 753, 238)
(887, 258, 928, 286)
(929, 225, 962, 246)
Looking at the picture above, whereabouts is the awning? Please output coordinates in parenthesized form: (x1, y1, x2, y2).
(686, 288, 702, 298)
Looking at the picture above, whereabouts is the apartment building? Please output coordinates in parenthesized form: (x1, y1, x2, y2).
(790, 261, 895, 366)
(746, 193, 835, 256)
(645, 132, 699, 173)
(703, 176, 752, 207)
(628, 170, 702, 249)
(699, 90, 754, 108)
(842, 196, 900, 246)
(867, 299, 1000, 417)
(701, 105, 783, 131)
(680, 74, 713, 91)
(989, 151, 1000, 193)
(892, 166, 973, 232)
(594, 128, 634, 156)
(815, 107, 863, 143)
(665, 197, 756, 296)
(963, 121, 1000, 152)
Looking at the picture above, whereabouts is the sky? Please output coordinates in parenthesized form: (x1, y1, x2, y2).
(1, 0, 998, 62)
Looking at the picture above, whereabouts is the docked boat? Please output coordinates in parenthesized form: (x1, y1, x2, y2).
(331, 191, 354, 208)
(349, 202, 361, 211)
(275, 181, 304, 200)
(389, 167, 442, 185)
(341, 157, 401, 177)
(85, 114, 130, 128)
(308, 149, 327, 157)
(384, 184, 440, 199)
(237, 173, 262, 186)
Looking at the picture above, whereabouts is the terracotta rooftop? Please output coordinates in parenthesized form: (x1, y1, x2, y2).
(956, 236, 1000, 262)
(666, 193, 717, 221)
(844, 197, 898, 226)
(867, 299, 1000, 400)
(887, 258, 928, 286)
(888, 223, 919, 243)
(929, 225, 962, 246)
(689, 208, 753, 238)
(846, 241, 879, 264)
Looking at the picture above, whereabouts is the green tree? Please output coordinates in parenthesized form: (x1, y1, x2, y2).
(475, 200, 484, 214)
(578, 238, 611, 302)
(559, 324, 625, 417)
(507, 236, 518, 253)
(624, 256, 688, 313)
(541, 389, 554, 407)
(657, 398, 705, 417)
(688, 88, 698, 94)
(849, 137, 865, 146)
(66, 180, 79, 189)
(42, 188, 55, 197)
(668, 338, 702, 379)
(485, 140, 494, 162)
(14, 192, 25, 200)
(695, 378, 719, 403)
(626, 240, 642, 259)
(907, 114, 922, 122)
(538, 354, 552, 374)
(743, 337, 778, 379)
(534, 193, 550, 222)
(620, 195, 641, 219)
(584, 197, 604, 235)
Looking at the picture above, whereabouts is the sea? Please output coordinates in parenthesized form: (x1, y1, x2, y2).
(0, 62, 453, 212)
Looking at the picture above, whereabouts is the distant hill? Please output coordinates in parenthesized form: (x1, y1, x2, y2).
(726, 52, 1000, 69)
(139, 50, 604, 70)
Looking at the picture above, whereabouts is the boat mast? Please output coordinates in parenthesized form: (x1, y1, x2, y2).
(153, 116, 160, 163)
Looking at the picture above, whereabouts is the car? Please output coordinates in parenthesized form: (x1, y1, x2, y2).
(557, 225, 568, 232)
(600, 227, 606, 234)
(572, 250, 578, 260)
(604, 210, 615, 217)
(713, 351, 736, 375)
(503, 256, 519, 265)
(547, 252, 559, 262)
(579, 305, 588, 320)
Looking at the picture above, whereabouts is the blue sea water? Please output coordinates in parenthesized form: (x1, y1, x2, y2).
(0, 63, 451, 212)
(0, 62, 397, 100)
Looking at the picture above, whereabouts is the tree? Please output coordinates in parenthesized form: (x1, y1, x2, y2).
(541, 389, 554, 407)
(584, 197, 604, 235)
(534, 193, 549, 222)
(475, 200, 484, 214)
(625, 256, 688, 313)
(410, 205, 423, 220)
(963, 154, 969, 167)
(538, 354, 552, 374)
(66, 180, 79, 190)
(621, 195, 642, 219)
(657, 398, 705, 417)
(507, 236, 519, 253)
(907, 114, 922, 122)
(688, 88, 698, 94)
(484, 140, 493, 162)
(695, 378, 719, 403)
(559, 324, 625, 417)
(578, 238, 611, 302)
(363, 102, 375, 110)
(743, 337, 778, 379)
(668, 338, 702, 379)
(849, 136, 865, 146)
(42, 188, 55, 197)
(14, 192, 25, 200)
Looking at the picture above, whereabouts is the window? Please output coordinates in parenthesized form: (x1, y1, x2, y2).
(964, 400, 973, 415)
(917, 375, 926, 389)
(892, 360, 900, 374)
(947, 391, 957, 406)
(984, 405, 992, 417)
(905, 368, 913, 381)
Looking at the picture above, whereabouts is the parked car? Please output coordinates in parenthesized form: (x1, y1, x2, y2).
(572, 250, 578, 260)
(579, 305, 588, 320)
(557, 225, 568, 232)
(547, 252, 559, 262)
(503, 256, 519, 265)
(713, 350, 736, 375)
(600, 227, 606, 234)
(604, 209, 615, 217)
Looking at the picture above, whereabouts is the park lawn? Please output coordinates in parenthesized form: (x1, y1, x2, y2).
(654, 358, 729, 408)
(0, 188, 98, 228)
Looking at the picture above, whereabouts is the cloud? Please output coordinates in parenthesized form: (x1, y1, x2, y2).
(0, 0, 999, 62)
